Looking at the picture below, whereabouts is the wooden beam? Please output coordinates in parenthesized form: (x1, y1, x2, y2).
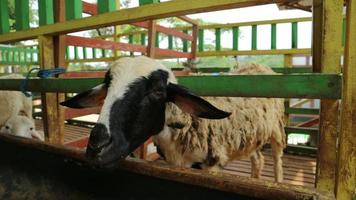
(155, 48, 193, 59)
(0, 0, 297, 43)
(82, 1, 97, 15)
(191, 24, 198, 59)
(197, 48, 311, 57)
(147, 20, 156, 58)
(178, 16, 198, 25)
(312, 0, 343, 194)
(336, 0, 356, 199)
(38, 35, 63, 144)
(65, 35, 147, 53)
(0, 74, 341, 99)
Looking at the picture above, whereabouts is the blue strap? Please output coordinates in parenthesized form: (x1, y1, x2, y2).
(20, 67, 66, 97)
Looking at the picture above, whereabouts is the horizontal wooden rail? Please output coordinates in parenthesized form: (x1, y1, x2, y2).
(197, 49, 311, 57)
(0, 0, 297, 43)
(0, 74, 341, 99)
(285, 107, 320, 115)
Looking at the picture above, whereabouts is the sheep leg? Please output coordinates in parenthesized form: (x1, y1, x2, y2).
(250, 150, 264, 179)
(271, 140, 284, 182)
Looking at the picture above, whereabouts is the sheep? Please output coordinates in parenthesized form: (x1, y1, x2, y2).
(153, 63, 286, 182)
(0, 115, 44, 141)
(0, 74, 43, 141)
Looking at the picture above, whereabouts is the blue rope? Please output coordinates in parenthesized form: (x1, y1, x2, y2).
(20, 67, 66, 97)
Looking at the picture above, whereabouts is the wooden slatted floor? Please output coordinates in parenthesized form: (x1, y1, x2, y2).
(34, 120, 316, 187)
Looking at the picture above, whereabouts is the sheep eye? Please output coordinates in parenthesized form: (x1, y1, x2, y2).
(30, 127, 34, 131)
(167, 122, 185, 129)
(5, 126, 9, 129)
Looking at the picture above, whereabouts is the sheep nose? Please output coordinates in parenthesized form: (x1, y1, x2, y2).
(86, 124, 111, 159)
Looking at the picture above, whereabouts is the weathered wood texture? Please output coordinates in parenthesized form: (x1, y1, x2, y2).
(38, 35, 64, 144)
(336, 0, 356, 199)
(312, 0, 343, 194)
(0, 134, 335, 200)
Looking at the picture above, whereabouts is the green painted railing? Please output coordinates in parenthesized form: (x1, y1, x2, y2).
(0, 46, 38, 66)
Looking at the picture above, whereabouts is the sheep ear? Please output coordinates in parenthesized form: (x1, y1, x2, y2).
(167, 83, 231, 119)
(60, 84, 107, 108)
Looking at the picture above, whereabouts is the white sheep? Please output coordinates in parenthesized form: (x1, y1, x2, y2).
(153, 63, 286, 182)
(0, 115, 44, 141)
(0, 74, 43, 141)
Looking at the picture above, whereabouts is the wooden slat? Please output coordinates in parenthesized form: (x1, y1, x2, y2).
(155, 48, 193, 59)
(64, 107, 101, 119)
(178, 16, 198, 25)
(38, 35, 64, 144)
(15, 0, 29, 30)
(336, 0, 356, 199)
(38, 0, 54, 26)
(0, 0, 297, 43)
(197, 48, 311, 57)
(312, 0, 343, 194)
(82, 1, 97, 15)
(0, 0, 10, 34)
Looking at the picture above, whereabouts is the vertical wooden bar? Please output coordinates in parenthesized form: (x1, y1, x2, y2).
(182, 30, 188, 52)
(97, 0, 116, 14)
(232, 26, 239, 51)
(336, 1, 356, 199)
(38, 35, 62, 144)
(155, 32, 160, 48)
(65, 0, 82, 20)
(92, 48, 97, 59)
(0, 0, 10, 33)
(292, 22, 298, 49)
(284, 54, 292, 68)
(38, 0, 54, 26)
(341, 18, 346, 47)
(139, 0, 159, 6)
(251, 25, 257, 50)
(129, 34, 134, 56)
(271, 23, 276, 49)
(198, 29, 204, 52)
(191, 25, 198, 59)
(15, 0, 29, 30)
(168, 35, 173, 50)
(312, 0, 343, 194)
(147, 20, 156, 58)
(215, 28, 221, 51)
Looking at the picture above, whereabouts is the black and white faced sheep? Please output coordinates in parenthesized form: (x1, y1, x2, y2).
(153, 63, 286, 182)
(60, 56, 285, 183)
(0, 74, 44, 141)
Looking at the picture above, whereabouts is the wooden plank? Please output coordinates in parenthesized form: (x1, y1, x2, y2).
(271, 24, 276, 49)
(65, 107, 101, 119)
(38, 0, 54, 26)
(191, 25, 198, 59)
(155, 48, 193, 59)
(215, 28, 221, 51)
(147, 20, 156, 58)
(0, 74, 342, 99)
(0, 0, 297, 43)
(285, 107, 320, 115)
(251, 25, 257, 50)
(15, 0, 29, 30)
(38, 35, 63, 144)
(291, 22, 298, 49)
(65, 35, 147, 53)
(0, 0, 10, 33)
(177, 16, 198, 25)
(312, 0, 343, 194)
(97, 0, 116, 14)
(65, 0, 82, 20)
(232, 26, 239, 50)
(82, 1, 97, 15)
(336, 0, 356, 199)
(197, 48, 311, 57)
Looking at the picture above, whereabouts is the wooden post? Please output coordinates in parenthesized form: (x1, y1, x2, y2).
(114, 0, 121, 59)
(147, 20, 157, 58)
(191, 25, 198, 59)
(38, 35, 63, 144)
(312, 0, 343, 194)
(336, 1, 356, 199)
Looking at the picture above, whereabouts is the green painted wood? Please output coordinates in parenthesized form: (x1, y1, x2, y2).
(155, 32, 160, 48)
(97, 0, 116, 14)
(292, 22, 298, 49)
(15, 0, 30, 30)
(285, 126, 319, 135)
(65, 0, 82, 20)
(74, 47, 79, 60)
(168, 35, 173, 50)
(139, 0, 160, 6)
(129, 34, 134, 56)
(232, 26, 239, 51)
(66, 47, 70, 60)
(0, 74, 341, 99)
(92, 48, 97, 58)
(102, 49, 106, 58)
(83, 47, 87, 59)
(140, 33, 146, 46)
(285, 107, 320, 115)
(0, 0, 10, 33)
(272, 67, 313, 74)
(38, 0, 54, 26)
(182, 30, 188, 52)
(271, 23, 277, 49)
(251, 25, 257, 50)
(215, 28, 221, 51)
(198, 29, 204, 52)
